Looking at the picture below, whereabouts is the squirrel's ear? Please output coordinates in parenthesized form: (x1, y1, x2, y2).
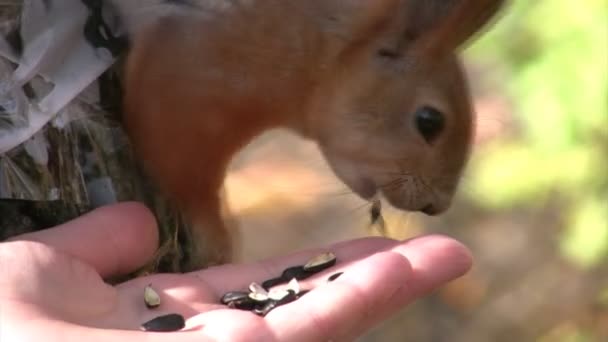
(405, 0, 507, 58)
(320, 0, 401, 44)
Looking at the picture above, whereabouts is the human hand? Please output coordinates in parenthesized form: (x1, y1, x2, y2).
(1, 203, 472, 341)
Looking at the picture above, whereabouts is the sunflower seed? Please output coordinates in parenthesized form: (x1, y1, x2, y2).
(281, 265, 308, 280)
(219, 251, 337, 317)
(262, 276, 285, 290)
(303, 252, 337, 273)
(140, 313, 185, 332)
(143, 284, 161, 309)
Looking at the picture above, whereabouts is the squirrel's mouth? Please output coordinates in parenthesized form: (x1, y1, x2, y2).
(325, 154, 449, 215)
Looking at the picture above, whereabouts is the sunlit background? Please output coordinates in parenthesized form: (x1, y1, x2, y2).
(223, 1, 607, 341)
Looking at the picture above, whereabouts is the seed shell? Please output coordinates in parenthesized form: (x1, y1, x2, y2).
(255, 290, 298, 317)
(248, 291, 270, 302)
(143, 284, 161, 309)
(287, 278, 300, 294)
(268, 288, 290, 301)
(140, 313, 185, 332)
(275, 290, 297, 306)
(249, 282, 268, 296)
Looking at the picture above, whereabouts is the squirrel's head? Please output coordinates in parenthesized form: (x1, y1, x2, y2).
(303, 0, 505, 214)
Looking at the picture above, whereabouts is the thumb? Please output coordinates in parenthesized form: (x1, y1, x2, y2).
(11, 202, 159, 278)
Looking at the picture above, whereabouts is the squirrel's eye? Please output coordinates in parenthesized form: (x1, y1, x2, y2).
(414, 106, 445, 144)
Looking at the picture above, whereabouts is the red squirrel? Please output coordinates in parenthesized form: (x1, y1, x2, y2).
(114, 0, 505, 270)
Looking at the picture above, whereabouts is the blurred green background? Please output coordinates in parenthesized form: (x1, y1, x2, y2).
(467, 0, 607, 271)
(225, 1, 607, 341)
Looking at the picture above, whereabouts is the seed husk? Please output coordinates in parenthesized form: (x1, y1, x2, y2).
(303, 252, 337, 273)
(275, 289, 298, 306)
(369, 198, 387, 236)
(328, 272, 344, 282)
(248, 282, 269, 302)
(143, 284, 161, 309)
(140, 313, 185, 332)
(248, 291, 270, 302)
(287, 278, 300, 294)
(249, 282, 268, 295)
(268, 288, 290, 301)
(255, 290, 298, 316)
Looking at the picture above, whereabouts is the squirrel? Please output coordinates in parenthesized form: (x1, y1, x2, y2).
(112, 0, 506, 271)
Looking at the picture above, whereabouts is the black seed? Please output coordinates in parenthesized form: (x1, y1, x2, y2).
(328, 272, 344, 282)
(282, 266, 309, 280)
(140, 313, 185, 332)
(262, 277, 285, 290)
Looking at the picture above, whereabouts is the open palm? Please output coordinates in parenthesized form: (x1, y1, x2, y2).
(1, 203, 471, 342)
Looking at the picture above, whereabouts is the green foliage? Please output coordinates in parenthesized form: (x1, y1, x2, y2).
(465, 0, 608, 268)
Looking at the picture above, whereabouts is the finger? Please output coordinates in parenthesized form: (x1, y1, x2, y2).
(390, 234, 473, 297)
(266, 235, 472, 341)
(194, 237, 400, 295)
(351, 235, 473, 337)
(10, 202, 159, 278)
